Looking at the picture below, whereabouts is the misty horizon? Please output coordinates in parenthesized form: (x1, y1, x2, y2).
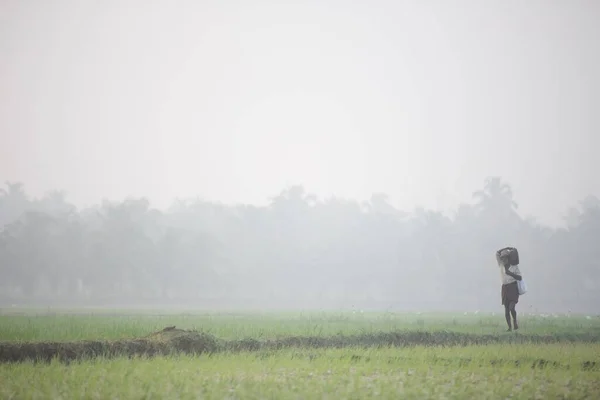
(1, 177, 599, 314)
(1, 1, 599, 315)
(2, 0, 599, 228)
(0, 177, 598, 230)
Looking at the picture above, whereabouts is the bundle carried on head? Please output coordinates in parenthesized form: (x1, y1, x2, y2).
(499, 247, 520, 266)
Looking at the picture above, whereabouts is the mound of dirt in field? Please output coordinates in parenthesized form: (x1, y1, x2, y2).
(0, 326, 219, 364)
(144, 326, 220, 353)
(2, 327, 600, 364)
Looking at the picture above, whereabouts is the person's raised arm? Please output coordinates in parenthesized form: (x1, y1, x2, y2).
(496, 247, 513, 265)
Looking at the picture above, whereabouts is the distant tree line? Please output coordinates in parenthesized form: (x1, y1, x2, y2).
(0, 178, 598, 313)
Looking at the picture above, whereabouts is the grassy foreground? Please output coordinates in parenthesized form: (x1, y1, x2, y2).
(2, 346, 599, 399)
(1, 310, 599, 399)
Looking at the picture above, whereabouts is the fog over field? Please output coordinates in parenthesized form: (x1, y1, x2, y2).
(1, 1, 599, 313)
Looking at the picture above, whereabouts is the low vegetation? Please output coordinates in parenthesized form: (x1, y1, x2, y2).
(1, 310, 599, 398)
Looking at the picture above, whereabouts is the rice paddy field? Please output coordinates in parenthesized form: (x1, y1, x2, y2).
(1, 309, 599, 399)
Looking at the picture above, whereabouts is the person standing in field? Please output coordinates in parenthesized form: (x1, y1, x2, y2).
(496, 247, 523, 331)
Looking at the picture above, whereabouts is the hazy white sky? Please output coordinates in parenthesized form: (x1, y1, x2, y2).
(1, 0, 598, 226)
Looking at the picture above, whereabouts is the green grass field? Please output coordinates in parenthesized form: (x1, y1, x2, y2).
(1, 310, 599, 399)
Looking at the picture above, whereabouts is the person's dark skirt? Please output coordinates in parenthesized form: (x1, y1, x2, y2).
(501, 281, 519, 306)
